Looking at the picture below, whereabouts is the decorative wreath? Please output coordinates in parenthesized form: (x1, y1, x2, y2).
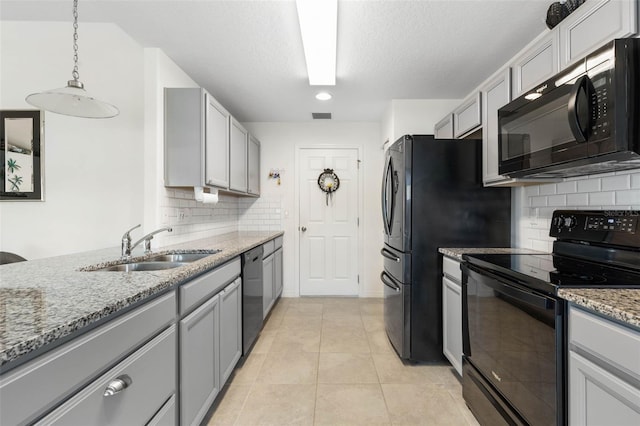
(317, 168, 340, 193)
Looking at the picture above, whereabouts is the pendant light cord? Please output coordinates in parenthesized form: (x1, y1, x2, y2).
(72, 0, 80, 82)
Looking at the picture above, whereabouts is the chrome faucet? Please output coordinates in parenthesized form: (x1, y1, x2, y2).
(121, 225, 173, 259)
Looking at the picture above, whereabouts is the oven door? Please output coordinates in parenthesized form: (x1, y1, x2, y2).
(462, 264, 560, 426)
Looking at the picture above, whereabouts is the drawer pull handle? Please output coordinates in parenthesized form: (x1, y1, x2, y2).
(103, 375, 132, 397)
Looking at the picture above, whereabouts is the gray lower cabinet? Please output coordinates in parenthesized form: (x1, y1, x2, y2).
(568, 305, 640, 425)
(219, 278, 242, 386)
(263, 252, 275, 318)
(0, 292, 176, 426)
(36, 326, 176, 425)
(180, 294, 221, 426)
(441, 256, 462, 376)
(274, 247, 283, 298)
(179, 258, 242, 426)
(148, 394, 177, 426)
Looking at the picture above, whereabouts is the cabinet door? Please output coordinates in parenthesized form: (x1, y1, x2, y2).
(229, 118, 248, 192)
(482, 68, 512, 185)
(569, 351, 640, 426)
(434, 114, 454, 139)
(205, 94, 230, 189)
(248, 135, 261, 196)
(263, 254, 274, 319)
(180, 294, 220, 426)
(453, 92, 481, 138)
(442, 276, 462, 376)
(274, 248, 283, 299)
(559, 0, 638, 69)
(219, 278, 242, 387)
(511, 31, 559, 99)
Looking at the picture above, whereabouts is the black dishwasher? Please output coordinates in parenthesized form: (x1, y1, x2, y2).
(241, 246, 263, 355)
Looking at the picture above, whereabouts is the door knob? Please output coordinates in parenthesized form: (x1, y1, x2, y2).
(301, 226, 307, 232)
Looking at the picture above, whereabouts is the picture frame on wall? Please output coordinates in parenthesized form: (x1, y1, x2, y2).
(1, 110, 44, 201)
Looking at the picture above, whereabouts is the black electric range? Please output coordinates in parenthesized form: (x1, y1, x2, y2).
(461, 210, 640, 426)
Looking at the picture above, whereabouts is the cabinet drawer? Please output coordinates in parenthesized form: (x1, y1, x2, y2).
(180, 257, 241, 314)
(263, 240, 275, 257)
(37, 325, 176, 425)
(442, 256, 462, 283)
(274, 235, 283, 250)
(569, 306, 640, 378)
(0, 292, 175, 426)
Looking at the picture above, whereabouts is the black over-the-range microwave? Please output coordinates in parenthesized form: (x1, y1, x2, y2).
(498, 38, 640, 178)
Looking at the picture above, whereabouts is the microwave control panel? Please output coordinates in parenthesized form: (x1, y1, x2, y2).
(590, 74, 611, 139)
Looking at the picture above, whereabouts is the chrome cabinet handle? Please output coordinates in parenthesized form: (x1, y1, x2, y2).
(103, 375, 132, 397)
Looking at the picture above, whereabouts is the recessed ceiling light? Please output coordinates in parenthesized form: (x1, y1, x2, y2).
(315, 92, 332, 101)
(296, 0, 337, 86)
(524, 92, 542, 100)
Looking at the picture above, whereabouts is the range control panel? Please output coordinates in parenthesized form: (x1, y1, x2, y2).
(550, 210, 639, 246)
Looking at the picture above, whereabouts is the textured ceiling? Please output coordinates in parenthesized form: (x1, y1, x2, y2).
(1, 0, 551, 122)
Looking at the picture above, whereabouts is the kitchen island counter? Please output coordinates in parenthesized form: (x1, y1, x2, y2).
(0, 231, 283, 370)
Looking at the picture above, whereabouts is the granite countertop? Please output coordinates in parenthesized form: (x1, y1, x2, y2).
(438, 247, 546, 261)
(0, 231, 283, 369)
(559, 288, 640, 330)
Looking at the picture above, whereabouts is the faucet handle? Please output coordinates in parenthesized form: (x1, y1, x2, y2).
(122, 224, 141, 240)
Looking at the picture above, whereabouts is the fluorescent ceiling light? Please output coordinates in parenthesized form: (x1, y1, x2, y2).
(315, 92, 332, 100)
(296, 0, 337, 86)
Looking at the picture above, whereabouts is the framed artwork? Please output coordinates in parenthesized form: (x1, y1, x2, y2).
(0, 110, 44, 201)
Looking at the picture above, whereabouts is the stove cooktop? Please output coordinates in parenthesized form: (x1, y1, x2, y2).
(463, 252, 640, 296)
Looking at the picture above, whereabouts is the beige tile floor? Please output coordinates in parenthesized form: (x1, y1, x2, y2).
(208, 297, 480, 426)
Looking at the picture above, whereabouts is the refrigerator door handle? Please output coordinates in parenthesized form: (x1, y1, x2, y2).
(380, 271, 401, 292)
(380, 248, 401, 262)
(381, 156, 395, 236)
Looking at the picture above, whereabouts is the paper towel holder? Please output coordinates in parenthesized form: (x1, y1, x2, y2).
(194, 186, 219, 204)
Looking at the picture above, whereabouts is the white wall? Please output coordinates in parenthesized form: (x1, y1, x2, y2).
(243, 122, 383, 297)
(382, 99, 461, 145)
(0, 22, 145, 259)
(514, 170, 640, 250)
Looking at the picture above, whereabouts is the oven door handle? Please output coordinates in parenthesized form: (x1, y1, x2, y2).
(380, 271, 401, 292)
(466, 265, 553, 310)
(380, 248, 401, 262)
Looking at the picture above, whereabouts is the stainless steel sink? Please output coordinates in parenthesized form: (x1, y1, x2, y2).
(98, 261, 188, 272)
(146, 252, 218, 263)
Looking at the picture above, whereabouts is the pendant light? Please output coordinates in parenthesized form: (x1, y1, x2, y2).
(25, 0, 119, 118)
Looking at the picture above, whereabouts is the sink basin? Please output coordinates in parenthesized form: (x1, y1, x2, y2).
(146, 252, 218, 263)
(98, 261, 188, 272)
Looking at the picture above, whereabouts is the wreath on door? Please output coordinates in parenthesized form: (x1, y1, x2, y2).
(317, 168, 340, 206)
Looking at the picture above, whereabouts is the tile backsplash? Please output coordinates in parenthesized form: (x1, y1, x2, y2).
(150, 188, 283, 247)
(516, 169, 640, 251)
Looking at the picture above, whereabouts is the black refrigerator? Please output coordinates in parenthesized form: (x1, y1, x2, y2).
(381, 135, 511, 362)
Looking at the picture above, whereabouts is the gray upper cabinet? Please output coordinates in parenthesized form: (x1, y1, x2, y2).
(248, 134, 261, 196)
(205, 94, 231, 189)
(434, 113, 454, 139)
(511, 31, 559, 99)
(229, 118, 248, 192)
(481, 67, 512, 185)
(559, 0, 638, 70)
(165, 88, 230, 190)
(453, 92, 481, 138)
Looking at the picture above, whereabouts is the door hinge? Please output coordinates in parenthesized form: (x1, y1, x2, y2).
(357, 159, 361, 169)
(357, 274, 360, 284)
(357, 217, 360, 226)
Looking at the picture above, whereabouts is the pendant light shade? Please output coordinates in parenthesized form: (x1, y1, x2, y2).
(24, 0, 119, 119)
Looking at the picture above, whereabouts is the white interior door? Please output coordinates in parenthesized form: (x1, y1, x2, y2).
(299, 148, 359, 296)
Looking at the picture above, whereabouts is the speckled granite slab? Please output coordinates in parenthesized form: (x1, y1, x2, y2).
(438, 247, 546, 261)
(0, 231, 282, 369)
(559, 288, 640, 330)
